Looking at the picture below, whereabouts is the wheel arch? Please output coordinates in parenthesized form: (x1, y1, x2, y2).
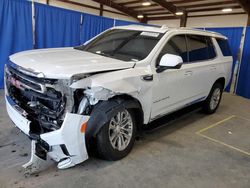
(214, 77, 226, 90)
(111, 94, 144, 131)
(85, 94, 144, 140)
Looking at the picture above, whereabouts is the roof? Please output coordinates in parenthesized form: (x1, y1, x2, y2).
(113, 25, 167, 33)
(112, 25, 227, 39)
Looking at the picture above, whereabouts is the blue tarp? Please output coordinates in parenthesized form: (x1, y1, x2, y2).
(236, 27, 250, 98)
(80, 13, 114, 44)
(0, 0, 33, 89)
(35, 3, 81, 48)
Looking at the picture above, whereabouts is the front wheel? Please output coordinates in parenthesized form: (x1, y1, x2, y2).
(96, 108, 136, 161)
(203, 83, 223, 114)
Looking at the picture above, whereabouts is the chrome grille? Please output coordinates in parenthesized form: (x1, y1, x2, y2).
(5, 64, 65, 132)
(6, 65, 47, 93)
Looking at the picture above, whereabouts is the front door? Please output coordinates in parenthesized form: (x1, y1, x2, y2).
(151, 34, 195, 119)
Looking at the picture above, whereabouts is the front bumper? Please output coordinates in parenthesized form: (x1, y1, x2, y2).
(5, 95, 90, 172)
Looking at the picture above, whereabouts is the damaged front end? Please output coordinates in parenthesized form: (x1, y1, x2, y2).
(4, 63, 92, 173)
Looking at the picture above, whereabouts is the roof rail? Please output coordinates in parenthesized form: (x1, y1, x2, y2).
(161, 25, 168, 29)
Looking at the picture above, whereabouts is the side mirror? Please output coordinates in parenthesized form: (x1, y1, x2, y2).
(156, 54, 183, 73)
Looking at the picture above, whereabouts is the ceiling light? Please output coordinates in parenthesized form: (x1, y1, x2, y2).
(175, 11, 184, 16)
(222, 8, 232, 12)
(137, 14, 144, 19)
(142, 2, 151, 6)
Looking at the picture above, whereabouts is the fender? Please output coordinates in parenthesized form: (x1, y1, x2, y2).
(70, 67, 154, 124)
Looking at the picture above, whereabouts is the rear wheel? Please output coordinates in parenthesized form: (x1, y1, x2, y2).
(203, 83, 223, 114)
(96, 108, 136, 160)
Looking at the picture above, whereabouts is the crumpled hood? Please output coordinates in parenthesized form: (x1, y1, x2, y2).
(9, 47, 135, 79)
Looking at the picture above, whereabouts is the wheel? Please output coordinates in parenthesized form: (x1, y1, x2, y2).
(96, 108, 136, 161)
(203, 83, 223, 114)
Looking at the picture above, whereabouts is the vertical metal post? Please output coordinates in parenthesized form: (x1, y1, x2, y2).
(234, 27, 247, 94)
(180, 11, 187, 27)
(32, 0, 35, 48)
(100, 4, 103, 16)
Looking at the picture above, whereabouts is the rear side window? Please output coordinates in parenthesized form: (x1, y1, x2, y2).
(186, 35, 216, 62)
(216, 38, 232, 56)
(158, 35, 188, 63)
(207, 37, 216, 59)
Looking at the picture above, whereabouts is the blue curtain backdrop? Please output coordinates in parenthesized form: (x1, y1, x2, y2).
(236, 27, 250, 98)
(205, 27, 243, 91)
(35, 3, 81, 48)
(0, 0, 33, 89)
(80, 13, 114, 44)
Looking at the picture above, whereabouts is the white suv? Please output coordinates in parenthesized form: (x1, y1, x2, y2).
(5, 25, 232, 171)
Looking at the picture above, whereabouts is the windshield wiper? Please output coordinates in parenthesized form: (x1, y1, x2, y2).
(74, 45, 85, 51)
(95, 52, 113, 58)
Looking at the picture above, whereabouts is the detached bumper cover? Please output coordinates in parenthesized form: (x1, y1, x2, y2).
(5, 95, 90, 172)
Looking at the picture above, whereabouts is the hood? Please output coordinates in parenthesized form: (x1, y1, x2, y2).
(9, 48, 135, 79)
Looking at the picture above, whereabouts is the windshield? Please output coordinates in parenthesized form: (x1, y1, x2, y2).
(75, 29, 164, 62)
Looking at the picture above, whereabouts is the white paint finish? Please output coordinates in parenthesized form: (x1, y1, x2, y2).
(10, 48, 135, 79)
(41, 113, 89, 166)
(69, 27, 230, 123)
(113, 25, 168, 33)
(148, 29, 231, 119)
(151, 52, 232, 120)
(151, 66, 195, 118)
(6, 26, 233, 170)
(71, 66, 154, 123)
(159, 54, 183, 67)
(6, 93, 90, 169)
(6, 96, 30, 135)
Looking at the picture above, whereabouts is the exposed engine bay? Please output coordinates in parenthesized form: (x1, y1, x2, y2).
(5, 64, 109, 134)
(4, 62, 122, 174)
(6, 65, 71, 133)
(4, 63, 104, 173)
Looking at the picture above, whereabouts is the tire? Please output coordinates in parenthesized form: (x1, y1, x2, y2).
(96, 108, 136, 161)
(203, 82, 223, 114)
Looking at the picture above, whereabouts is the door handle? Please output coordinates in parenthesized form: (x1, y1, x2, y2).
(184, 71, 193, 76)
(141, 74, 153, 81)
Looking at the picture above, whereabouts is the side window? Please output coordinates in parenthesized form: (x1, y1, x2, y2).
(157, 35, 188, 65)
(186, 35, 210, 62)
(216, 38, 232, 56)
(207, 37, 216, 59)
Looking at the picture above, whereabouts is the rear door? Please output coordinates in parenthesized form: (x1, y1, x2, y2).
(151, 33, 218, 120)
(185, 34, 217, 98)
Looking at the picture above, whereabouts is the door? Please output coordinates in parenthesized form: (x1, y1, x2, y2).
(185, 34, 218, 98)
(151, 34, 195, 119)
(151, 34, 217, 120)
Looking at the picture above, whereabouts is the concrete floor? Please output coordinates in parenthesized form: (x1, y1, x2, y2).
(0, 90, 249, 188)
